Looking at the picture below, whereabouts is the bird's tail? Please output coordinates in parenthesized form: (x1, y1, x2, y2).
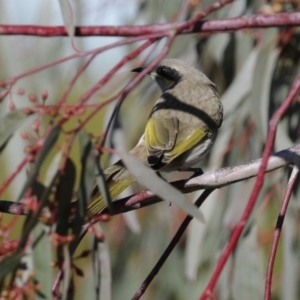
(85, 140, 148, 220)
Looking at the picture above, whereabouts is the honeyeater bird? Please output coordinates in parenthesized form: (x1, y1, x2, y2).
(85, 58, 223, 220)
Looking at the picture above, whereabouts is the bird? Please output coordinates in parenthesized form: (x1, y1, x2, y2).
(85, 58, 223, 220)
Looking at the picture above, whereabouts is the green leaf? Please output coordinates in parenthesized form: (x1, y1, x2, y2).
(58, 0, 75, 38)
(95, 159, 113, 214)
(61, 245, 71, 300)
(17, 125, 61, 202)
(32, 223, 52, 300)
(19, 172, 60, 250)
(0, 109, 28, 153)
(92, 223, 111, 300)
(55, 158, 76, 236)
(232, 225, 264, 300)
(0, 252, 23, 280)
(207, 34, 230, 64)
(70, 130, 95, 254)
(251, 29, 279, 141)
(222, 48, 259, 115)
(119, 150, 205, 223)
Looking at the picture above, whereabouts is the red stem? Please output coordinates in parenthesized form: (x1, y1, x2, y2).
(57, 52, 98, 106)
(264, 166, 299, 300)
(63, 34, 176, 129)
(1, 12, 300, 37)
(5, 32, 167, 85)
(75, 39, 156, 107)
(200, 74, 300, 300)
(0, 155, 32, 197)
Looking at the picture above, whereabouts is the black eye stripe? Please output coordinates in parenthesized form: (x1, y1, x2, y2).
(156, 66, 181, 81)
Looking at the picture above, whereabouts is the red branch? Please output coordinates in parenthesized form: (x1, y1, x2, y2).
(60, 34, 176, 128)
(264, 166, 299, 300)
(200, 74, 300, 299)
(0, 239, 19, 256)
(0, 12, 299, 37)
(0, 155, 33, 197)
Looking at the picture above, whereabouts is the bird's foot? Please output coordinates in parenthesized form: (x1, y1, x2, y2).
(185, 168, 204, 179)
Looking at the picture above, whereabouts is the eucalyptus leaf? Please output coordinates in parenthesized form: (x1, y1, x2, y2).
(70, 130, 95, 254)
(207, 34, 230, 64)
(61, 244, 71, 300)
(222, 48, 259, 116)
(251, 31, 279, 141)
(232, 225, 264, 300)
(58, 0, 74, 38)
(17, 125, 61, 202)
(95, 159, 113, 214)
(119, 150, 205, 223)
(0, 252, 23, 280)
(32, 223, 52, 300)
(55, 158, 76, 236)
(0, 109, 28, 153)
(185, 191, 219, 280)
(93, 223, 112, 300)
(282, 206, 298, 300)
(19, 172, 59, 250)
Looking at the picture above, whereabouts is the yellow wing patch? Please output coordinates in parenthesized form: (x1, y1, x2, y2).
(145, 118, 164, 150)
(145, 117, 207, 165)
(164, 127, 207, 163)
(85, 176, 135, 220)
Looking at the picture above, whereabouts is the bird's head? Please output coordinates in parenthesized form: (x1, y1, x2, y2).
(132, 59, 186, 92)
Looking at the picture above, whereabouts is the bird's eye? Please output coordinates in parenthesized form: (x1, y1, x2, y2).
(156, 66, 181, 82)
(161, 67, 168, 75)
(157, 66, 168, 77)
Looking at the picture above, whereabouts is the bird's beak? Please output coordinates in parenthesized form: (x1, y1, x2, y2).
(131, 67, 145, 73)
(131, 67, 157, 80)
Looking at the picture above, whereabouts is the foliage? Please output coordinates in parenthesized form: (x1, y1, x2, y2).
(0, 0, 299, 299)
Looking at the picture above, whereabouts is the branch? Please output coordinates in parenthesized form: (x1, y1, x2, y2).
(0, 12, 299, 37)
(0, 144, 299, 217)
(264, 165, 300, 300)
(132, 189, 215, 300)
(200, 73, 300, 299)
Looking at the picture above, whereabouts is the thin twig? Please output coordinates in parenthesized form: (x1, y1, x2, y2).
(132, 189, 214, 300)
(3, 32, 167, 85)
(200, 74, 300, 300)
(57, 52, 98, 106)
(66, 33, 176, 128)
(1, 144, 300, 217)
(0, 155, 33, 197)
(264, 166, 300, 300)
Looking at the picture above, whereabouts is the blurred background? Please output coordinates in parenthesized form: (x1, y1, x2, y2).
(0, 0, 300, 299)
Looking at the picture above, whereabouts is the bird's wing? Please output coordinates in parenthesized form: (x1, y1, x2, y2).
(86, 161, 135, 220)
(145, 117, 208, 167)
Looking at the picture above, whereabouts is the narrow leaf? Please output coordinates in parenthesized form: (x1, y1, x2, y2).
(95, 159, 113, 214)
(58, 0, 75, 38)
(61, 244, 71, 300)
(222, 48, 259, 115)
(32, 223, 52, 300)
(17, 125, 61, 202)
(251, 29, 279, 141)
(56, 158, 76, 236)
(70, 130, 95, 253)
(93, 223, 111, 300)
(19, 172, 60, 250)
(0, 109, 28, 153)
(232, 225, 264, 300)
(119, 151, 205, 223)
(0, 253, 23, 280)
